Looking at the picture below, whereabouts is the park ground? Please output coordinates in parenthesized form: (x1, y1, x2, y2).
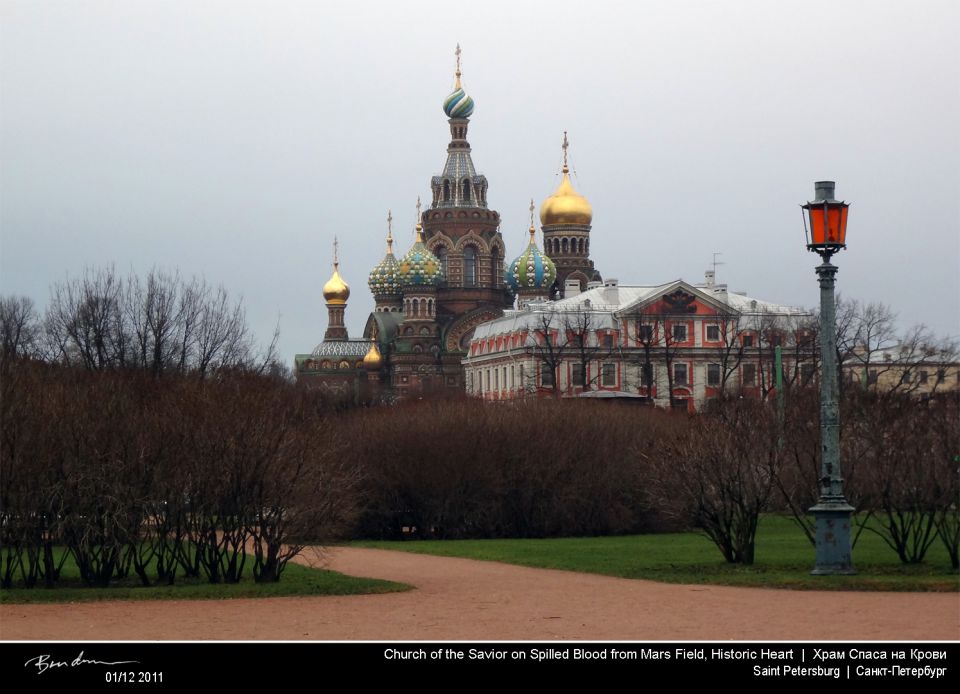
(1, 546, 957, 641)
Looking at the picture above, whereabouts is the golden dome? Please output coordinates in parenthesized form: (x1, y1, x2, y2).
(540, 165, 593, 226)
(322, 262, 350, 305)
(362, 342, 383, 370)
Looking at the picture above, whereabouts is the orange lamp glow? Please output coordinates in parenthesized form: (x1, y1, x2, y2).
(802, 181, 849, 253)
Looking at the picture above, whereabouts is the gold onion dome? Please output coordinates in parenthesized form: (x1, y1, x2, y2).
(362, 342, 383, 370)
(540, 164, 593, 226)
(322, 260, 350, 305)
(540, 132, 592, 226)
(368, 212, 401, 296)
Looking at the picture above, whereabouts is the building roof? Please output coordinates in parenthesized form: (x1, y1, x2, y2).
(472, 279, 808, 341)
(309, 339, 372, 358)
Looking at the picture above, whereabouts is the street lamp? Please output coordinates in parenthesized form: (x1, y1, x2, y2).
(802, 180, 855, 575)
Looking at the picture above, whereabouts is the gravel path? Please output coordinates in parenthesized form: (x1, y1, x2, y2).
(2, 547, 957, 641)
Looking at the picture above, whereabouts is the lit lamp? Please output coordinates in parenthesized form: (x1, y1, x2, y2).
(802, 181, 855, 575)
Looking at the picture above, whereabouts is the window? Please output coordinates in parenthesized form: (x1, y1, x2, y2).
(743, 335, 754, 347)
(503, 367, 508, 389)
(769, 334, 783, 347)
(919, 371, 929, 384)
(867, 369, 878, 385)
(901, 370, 913, 384)
(801, 363, 815, 385)
(463, 247, 477, 287)
(443, 179, 450, 201)
(494, 369, 499, 391)
(639, 324, 653, 342)
(672, 324, 687, 343)
(541, 363, 555, 387)
(571, 363, 584, 387)
(462, 178, 471, 201)
(707, 363, 721, 386)
(602, 363, 616, 387)
(706, 325, 720, 341)
(937, 369, 946, 384)
(674, 363, 688, 386)
(743, 364, 756, 387)
(437, 247, 448, 277)
(602, 334, 614, 348)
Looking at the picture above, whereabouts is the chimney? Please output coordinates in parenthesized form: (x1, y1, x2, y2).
(603, 278, 619, 305)
(705, 270, 715, 287)
(564, 279, 581, 298)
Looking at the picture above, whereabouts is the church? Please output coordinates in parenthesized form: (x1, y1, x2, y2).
(294, 48, 603, 399)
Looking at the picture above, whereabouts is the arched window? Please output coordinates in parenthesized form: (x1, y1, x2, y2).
(462, 179, 471, 202)
(491, 247, 500, 285)
(464, 246, 477, 287)
(437, 246, 448, 277)
(412, 298, 420, 317)
(561, 238, 569, 254)
(443, 179, 450, 201)
(578, 238, 585, 254)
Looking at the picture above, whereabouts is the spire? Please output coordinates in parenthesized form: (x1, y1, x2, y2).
(528, 198, 536, 242)
(415, 197, 424, 242)
(386, 210, 394, 253)
(455, 43, 462, 89)
(561, 131, 569, 173)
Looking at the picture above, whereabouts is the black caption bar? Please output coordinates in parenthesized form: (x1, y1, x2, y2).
(2, 642, 956, 686)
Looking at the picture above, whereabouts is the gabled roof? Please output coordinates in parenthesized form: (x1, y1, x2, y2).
(471, 279, 809, 342)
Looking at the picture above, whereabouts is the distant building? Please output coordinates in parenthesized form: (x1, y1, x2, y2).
(464, 272, 816, 412)
(843, 344, 960, 397)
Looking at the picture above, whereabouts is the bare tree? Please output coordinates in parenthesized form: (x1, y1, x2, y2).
(0, 295, 41, 362)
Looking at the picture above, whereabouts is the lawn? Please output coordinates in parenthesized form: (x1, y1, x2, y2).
(355, 515, 959, 591)
(0, 555, 410, 604)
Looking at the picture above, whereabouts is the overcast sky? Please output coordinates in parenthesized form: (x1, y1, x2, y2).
(2, 0, 958, 361)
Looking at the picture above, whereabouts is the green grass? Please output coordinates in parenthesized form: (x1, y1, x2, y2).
(354, 515, 959, 592)
(0, 555, 410, 604)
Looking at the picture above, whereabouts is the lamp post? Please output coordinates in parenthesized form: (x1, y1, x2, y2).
(802, 180, 855, 575)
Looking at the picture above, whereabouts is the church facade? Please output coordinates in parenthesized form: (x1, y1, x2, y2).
(295, 49, 603, 399)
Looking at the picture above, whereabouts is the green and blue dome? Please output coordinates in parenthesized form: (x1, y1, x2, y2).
(399, 222, 444, 286)
(368, 227, 401, 296)
(506, 225, 556, 292)
(443, 84, 475, 119)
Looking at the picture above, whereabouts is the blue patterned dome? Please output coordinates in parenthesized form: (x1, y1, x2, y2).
(506, 225, 556, 292)
(443, 85, 475, 119)
(368, 218, 401, 296)
(398, 223, 444, 286)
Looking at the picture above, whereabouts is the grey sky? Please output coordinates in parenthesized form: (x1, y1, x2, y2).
(2, 0, 958, 362)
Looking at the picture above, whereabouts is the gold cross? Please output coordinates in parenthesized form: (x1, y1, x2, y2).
(562, 131, 569, 169)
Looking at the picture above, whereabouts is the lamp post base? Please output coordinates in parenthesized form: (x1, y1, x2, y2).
(810, 501, 856, 575)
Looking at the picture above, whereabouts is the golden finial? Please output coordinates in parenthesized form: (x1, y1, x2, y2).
(415, 196, 424, 242)
(333, 235, 340, 268)
(455, 44, 462, 88)
(528, 198, 536, 240)
(323, 236, 350, 305)
(561, 131, 569, 173)
(386, 210, 394, 253)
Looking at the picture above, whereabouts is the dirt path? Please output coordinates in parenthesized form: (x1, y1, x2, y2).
(1, 547, 957, 641)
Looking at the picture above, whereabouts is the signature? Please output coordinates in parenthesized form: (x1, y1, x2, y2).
(24, 651, 140, 675)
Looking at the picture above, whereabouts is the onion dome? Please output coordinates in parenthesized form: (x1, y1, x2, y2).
(442, 44, 475, 119)
(368, 212, 401, 296)
(398, 215, 443, 286)
(507, 201, 557, 292)
(540, 132, 592, 226)
(362, 342, 383, 370)
(322, 240, 350, 305)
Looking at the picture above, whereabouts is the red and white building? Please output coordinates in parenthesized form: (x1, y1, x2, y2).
(464, 272, 816, 411)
